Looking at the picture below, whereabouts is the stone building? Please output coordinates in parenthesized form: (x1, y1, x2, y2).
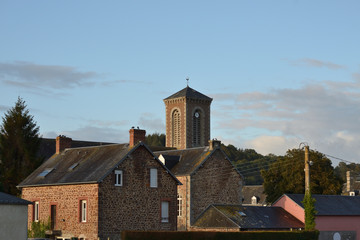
(156, 86, 243, 230)
(19, 129, 181, 240)
(164, 86, 212, 149)
(155, 140, 243, 230)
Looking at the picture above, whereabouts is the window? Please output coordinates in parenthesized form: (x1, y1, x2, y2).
(115, 170, 123, 186)
(251, 196, 258, 205)
(34, 201, 39, 222)
(80, 200, 87, 222)
(161, 201, 169, 223)
(50, 205, 56, 229)
(192, 110, 201, 147)
(150, 168, 157, 188)
(38, 168, 53, 177)
(172, 109, 181, 147)
(177, 195, 182, 217)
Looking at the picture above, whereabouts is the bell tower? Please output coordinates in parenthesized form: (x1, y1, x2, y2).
(164, 86, 212, 149)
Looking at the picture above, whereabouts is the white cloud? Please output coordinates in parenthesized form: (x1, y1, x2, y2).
(138, 112, 165, 134)
(247, 136, 299, 156)
(212, 70, 360, 163)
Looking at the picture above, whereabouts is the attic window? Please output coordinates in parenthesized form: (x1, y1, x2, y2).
(238, 211, 246, 217)
(38, 168, 53, 178)
(68, 163, 79, 171)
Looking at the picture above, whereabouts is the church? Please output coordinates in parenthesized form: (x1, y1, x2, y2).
(19, 85, 243, 239)
(156, 86, 243, 230)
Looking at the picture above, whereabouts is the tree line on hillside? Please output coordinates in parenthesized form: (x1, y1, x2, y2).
(1, 97, 359, 202)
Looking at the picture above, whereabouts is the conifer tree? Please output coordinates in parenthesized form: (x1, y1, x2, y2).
(0, 97, 42, 195)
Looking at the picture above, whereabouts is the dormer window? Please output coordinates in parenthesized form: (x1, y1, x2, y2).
(251, 196, 258, 205)
(115, 170, 123, 186)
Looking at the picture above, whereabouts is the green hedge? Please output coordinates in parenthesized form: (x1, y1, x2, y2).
(122, 230, 319, 240)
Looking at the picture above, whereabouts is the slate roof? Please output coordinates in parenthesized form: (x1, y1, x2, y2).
(19, 142, 181, 187)
(164, 86, 213, 101)
(154, 147, 209, 175)
(194, 204, 304, 230)
(0, 192, 33, 205)
(154, 147, 243, 179)
(242, 185, 267, 205)
(280, 194, 360, 216)
(38, 138, 114, 161)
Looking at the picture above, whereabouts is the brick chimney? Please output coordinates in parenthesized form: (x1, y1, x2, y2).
(129, 127, 146, 147)
(209, 139, 221, 151)
(56, 135, 72, 154)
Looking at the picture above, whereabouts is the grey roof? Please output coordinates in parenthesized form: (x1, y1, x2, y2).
(154, 147, 243, 178)
(19, 142, 181, 187)
(280, 194, 360, 216)
(0, 192, 33, 205)
(164, 86, 212, 101)
(242, 185, 267, 205)
(38, 138, 114, 160)
(194, 204, 304, 230)
(154, 147, 209, 175)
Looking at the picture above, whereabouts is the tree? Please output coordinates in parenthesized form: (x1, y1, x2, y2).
(261, 148, 343, 203)
(335, 162, 360, 183)
(0, 97, 42, 195)
(302, 191, 317, 230)
(221, 144, 277, 185)
(145, 133, 165, 146)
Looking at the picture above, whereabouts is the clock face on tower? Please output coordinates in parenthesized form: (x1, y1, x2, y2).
(195, 112, 200, 118)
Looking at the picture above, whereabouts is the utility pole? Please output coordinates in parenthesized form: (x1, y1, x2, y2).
(304, 145, 310, 193)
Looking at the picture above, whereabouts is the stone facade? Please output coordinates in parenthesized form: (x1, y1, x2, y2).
(22, 184, 99, 240)
(191, 150, 242, 224)
(164, 91, 211, 149)
(175, 149, 243, 230)
(21, 144, 178, 240)
(98, 145, 178, 239)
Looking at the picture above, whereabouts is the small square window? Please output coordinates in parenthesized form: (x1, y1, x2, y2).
(115, 170, 123, 186)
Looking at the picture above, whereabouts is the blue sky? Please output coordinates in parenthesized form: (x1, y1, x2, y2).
(1, 1, 360, 165)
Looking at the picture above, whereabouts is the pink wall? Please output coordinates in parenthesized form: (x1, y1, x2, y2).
(273, 195, 304, 222)
(274, 195, 360, 240)
(316, 216, 360, 240)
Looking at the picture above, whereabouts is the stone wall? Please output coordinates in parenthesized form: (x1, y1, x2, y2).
(176, 175, 190, 230)
(190, 149, 242, 224)
(22, 184, 99, 240)
(98, 145, 178, 239)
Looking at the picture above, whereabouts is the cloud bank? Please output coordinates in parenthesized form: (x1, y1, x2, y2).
(213, 63, 360, 163)
(0, 61, 99, 91)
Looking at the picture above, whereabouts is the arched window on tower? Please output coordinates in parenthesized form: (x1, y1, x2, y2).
(193, 110, 201, 147)
(172, 109, 181, 148)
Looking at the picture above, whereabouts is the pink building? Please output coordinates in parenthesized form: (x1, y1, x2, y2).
(274, 194, 360, 240)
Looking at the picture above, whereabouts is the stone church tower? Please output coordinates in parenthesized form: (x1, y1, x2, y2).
(164, 86, 212, 149)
